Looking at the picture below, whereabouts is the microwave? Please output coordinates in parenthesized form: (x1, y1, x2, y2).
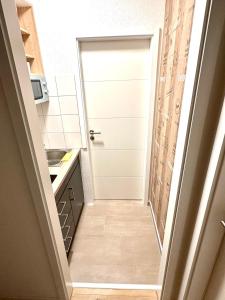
(30, 74, 49, 104)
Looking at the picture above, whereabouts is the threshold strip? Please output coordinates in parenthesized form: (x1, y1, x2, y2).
(72, 282, 162, 290)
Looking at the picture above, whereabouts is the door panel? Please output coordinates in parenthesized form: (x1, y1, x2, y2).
(84, 80, 149, 118)
(88, 118, 146, 150)
(94, 177, 144, 200)
(69, 162, 84, 222)
(91, 150, 145, 177)
(81, 39, 150, 200)
(81, 40, 151, 81)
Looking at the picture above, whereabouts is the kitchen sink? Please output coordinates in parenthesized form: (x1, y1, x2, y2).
(45, 149, 68, 166)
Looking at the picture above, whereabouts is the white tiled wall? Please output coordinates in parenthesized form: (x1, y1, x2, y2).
(36, 74, 82, 149)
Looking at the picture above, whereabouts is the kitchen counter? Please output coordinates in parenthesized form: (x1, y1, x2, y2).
(48, 149, 80, 195)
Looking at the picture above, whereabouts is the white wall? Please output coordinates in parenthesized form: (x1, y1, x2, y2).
(31, 0, 165, 149)
(32, 0, 165, 74)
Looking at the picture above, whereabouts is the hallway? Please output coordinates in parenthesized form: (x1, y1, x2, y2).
(69, 200, 161, 284)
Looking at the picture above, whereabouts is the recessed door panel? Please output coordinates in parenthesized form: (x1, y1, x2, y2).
(81, 39, 150, 200)
(84, 80, 149, 118)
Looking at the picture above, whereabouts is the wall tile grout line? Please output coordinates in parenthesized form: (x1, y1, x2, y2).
(38, 74, 82, 149)
(54, 75, 66, 148)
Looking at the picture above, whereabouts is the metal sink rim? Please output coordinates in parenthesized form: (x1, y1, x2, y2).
(45, 148, 72, 166)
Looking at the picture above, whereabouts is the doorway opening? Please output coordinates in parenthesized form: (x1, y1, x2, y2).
(68, 0, 195, 287)
(69, 37, 161, 286)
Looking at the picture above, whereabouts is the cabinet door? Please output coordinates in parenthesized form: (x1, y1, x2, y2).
(56, 183, 76, 254)
(57, 187, 72, 227)
(62, 210, 75, 254)
(68, 161, 84, 226)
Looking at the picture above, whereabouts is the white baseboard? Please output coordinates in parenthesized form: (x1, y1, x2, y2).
(149, 201, 163, 252)
(72, 282, 162, 290)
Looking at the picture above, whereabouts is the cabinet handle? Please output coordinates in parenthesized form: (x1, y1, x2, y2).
(65, 237, 72, 253)
(68, 187, 75, 201)
(61, 214, 69, 228)
(58, 201, 66, 215)
(64, 225, 71, 240)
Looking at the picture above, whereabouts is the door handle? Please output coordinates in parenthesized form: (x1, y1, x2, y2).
(89, 130, 101, 135)
(68, 187, 75, 201)
(89, 130, 101, 141)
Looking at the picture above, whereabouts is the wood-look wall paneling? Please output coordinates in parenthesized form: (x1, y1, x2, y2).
(150, 0, 195, 243)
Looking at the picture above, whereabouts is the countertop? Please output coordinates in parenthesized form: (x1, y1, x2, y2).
(48, 149, 80, 195)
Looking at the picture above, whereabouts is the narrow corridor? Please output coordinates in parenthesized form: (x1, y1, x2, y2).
(69, 200, 161, 284)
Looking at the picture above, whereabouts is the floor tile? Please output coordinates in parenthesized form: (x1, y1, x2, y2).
(69, 200, 161, 284)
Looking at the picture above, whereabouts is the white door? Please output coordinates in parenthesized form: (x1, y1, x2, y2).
(80, 39, 151, 200)
(204, 236, 225, 300)
(178, 97, 225, 300)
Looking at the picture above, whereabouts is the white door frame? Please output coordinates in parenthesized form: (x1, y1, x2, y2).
(74, 32, 160, 204)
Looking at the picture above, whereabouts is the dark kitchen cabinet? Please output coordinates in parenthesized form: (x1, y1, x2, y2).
(68, 161, 84, 223)
(55, 156, 84, 256)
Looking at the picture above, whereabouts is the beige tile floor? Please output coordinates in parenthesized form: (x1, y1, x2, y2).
(69, 200, 161, 284)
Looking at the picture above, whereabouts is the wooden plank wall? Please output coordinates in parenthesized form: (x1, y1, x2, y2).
(149, 0, 195, 243)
